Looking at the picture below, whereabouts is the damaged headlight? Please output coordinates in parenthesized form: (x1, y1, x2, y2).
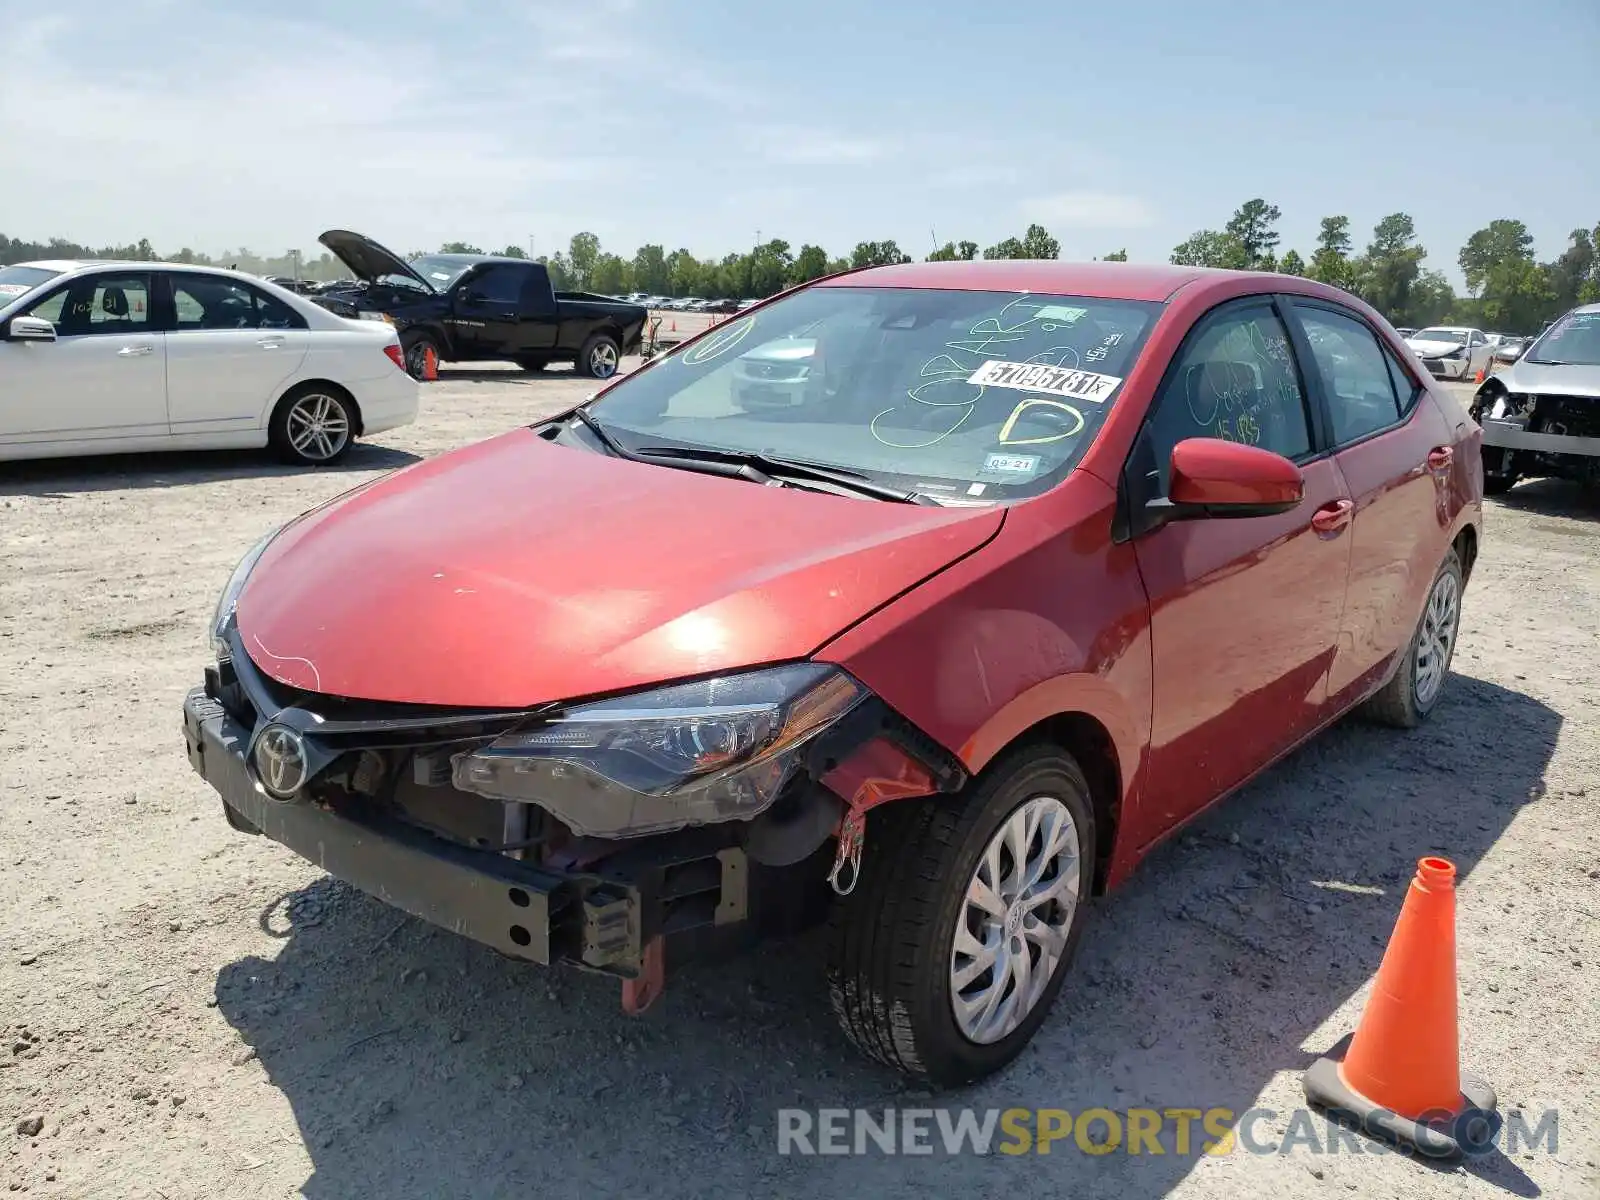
(209, 527, 282, 662)
(452, 664, 867, 838)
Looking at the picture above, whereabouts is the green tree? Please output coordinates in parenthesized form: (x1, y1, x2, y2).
(1458, 219, 1554, 332)
(1224, 199, 1282, 269)
(1353, 213, 1425, 322)
(1401, 269, 1457, 328)
(439, 241, 484, 254)
(1278, 249, 1306, 276)
(1100, 249, 1129, 262)
(1308, 216, 1354, 289)
(747, 239, 793, 297)
(850, 240, 912, 268)
(666, 248, 702, 297)
(1545, 227, 1595, 310)
(789, 243, 831, 284)
(496, 244, 527, 259)
(1170, 229, 1248, 268)
(982, 224, 1060, 260)
(566, 232, 601, 289)
(631, 244, 669, 294)
(926, 240, 979, 262)
(589, 253, 631, 297)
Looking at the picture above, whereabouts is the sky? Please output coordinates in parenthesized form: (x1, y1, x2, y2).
(1, 0, 1596, 285)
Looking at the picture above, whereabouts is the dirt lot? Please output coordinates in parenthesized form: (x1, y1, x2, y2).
(2, 366, 1597, 1199)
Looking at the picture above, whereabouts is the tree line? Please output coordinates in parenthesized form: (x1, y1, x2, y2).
(6, 204, 1596, 334)
(1170, 199, 1599, 334)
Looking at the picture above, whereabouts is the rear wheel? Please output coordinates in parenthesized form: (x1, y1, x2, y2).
(577, 333, 621, 380)
(269, 384, 356, 466)
(825, 744, 1095, 1088)
(1362, 548, 1464, 728)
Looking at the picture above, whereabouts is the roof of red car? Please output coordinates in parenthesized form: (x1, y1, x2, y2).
(818, 259, 1247, 303)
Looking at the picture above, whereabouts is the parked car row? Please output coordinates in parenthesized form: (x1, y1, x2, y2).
(622, 293, 746, 314)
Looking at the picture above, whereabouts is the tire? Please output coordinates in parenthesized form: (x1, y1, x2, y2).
(268, 384, 357, 467)
(577, 333, 621, 380)
(400, 332, 440, 380)
(825, 743, 1096, 1088)
(516, 356, 549, 373)
(1361, 548, 1464, 728)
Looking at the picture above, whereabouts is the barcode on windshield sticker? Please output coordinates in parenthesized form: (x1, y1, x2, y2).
(967, 361, 1122, 402)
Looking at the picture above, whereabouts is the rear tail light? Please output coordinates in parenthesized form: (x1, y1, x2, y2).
(383, 342, 406, 372)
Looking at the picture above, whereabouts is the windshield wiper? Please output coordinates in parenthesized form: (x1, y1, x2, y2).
(632, 445, 939, 505)
(566, 409, 773, 484)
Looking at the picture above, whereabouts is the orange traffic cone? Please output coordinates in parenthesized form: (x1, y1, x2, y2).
(422, 345, 438, 382)
(1303, 857, 1498, 1159)
(1473, 368, 1485, 384)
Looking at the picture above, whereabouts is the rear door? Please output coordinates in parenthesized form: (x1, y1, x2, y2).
(0, 270, 167, 446)
(159, 273, 310, 436)
(1283, 298, 1454, 706)
(1125, 296, 1353, 837)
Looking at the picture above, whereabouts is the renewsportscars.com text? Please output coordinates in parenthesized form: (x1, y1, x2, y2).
(776, 1107, 1558, 1158)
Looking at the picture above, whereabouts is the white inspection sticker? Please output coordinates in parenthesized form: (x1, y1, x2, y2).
(982, 452, 1040, 476)
(967, 360, 1122, 402)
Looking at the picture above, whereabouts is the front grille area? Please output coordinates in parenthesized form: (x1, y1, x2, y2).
(1531, 394, 1600, 438)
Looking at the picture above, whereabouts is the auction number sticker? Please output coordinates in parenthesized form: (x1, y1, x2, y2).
(967, 360, 1122, 403)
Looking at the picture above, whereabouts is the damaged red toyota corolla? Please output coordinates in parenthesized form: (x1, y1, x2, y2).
(183, 260, 1483, 1087)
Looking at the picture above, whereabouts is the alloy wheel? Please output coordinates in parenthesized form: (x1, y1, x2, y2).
(949, 795, 1082, 1045)
(285, 393, 350, 463)
(590, 341, 619, 378)
(1414, 569, 1460, 706)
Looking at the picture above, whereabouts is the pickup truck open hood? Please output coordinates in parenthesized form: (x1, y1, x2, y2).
(235, 430, 1004, 709)
(318, 229, 435, 293)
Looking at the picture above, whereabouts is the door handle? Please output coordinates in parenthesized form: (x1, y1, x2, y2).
(1311, 499, 1355, 534)
(1427, 446, 1454, 471)
(117, 344, 153, 357)
(257, 337, 283, 349)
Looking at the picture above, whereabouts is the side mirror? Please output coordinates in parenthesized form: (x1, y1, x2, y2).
(461, 289, 489, 306)
(3, 315, 56, 342)
(4, 316, 57, 343)
(1154, 437, 1304, 521)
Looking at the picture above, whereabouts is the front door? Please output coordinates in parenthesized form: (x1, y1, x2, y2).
(1285, 299, 1456, 705)
(449, 264, 527, 360)
(160, 274, 309, 436)
(1127, 297, 1353, 839)
(0, 271, 168, 449)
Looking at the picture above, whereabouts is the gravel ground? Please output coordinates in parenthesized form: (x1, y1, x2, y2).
(2, 368, 1597, 1199)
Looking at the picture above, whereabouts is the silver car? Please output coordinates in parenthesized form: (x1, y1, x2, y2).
(1471, 303, 1600, 493)
(732, 336, 815, 409)
(1405, 325, 1497, 381)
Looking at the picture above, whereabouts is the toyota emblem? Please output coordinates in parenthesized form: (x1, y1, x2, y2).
(253, 724, 308, 800)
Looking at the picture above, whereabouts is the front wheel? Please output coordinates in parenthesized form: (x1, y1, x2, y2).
(825, 744, 1095, 1088)
(577, 333, 621, 380)
(1361, 548, 1464, 728)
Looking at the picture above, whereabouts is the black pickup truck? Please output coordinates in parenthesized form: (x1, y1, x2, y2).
(313, 230, 648, 380)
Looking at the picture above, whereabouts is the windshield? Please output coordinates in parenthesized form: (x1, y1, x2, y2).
(1525, 309, 1600, 366)
(587, 286, 1161, 502)
(0, 265, 63, 302)
(1412, 328, 1468, 344)
(404, 256, 474, 292)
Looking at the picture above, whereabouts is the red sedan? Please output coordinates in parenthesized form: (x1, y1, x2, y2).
(184, 260, 1483, 1087)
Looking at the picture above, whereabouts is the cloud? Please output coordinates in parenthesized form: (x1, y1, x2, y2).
(747, 126, 887, 166)
(1023, 192, 1158, 229)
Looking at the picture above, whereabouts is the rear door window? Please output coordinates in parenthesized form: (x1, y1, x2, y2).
(170, 275, 307, 330)
(1293, 305, 1403, 445)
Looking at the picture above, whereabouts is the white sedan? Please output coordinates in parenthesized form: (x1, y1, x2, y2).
(0, 260, 419, 466)
(1403, 325, 1497, 382)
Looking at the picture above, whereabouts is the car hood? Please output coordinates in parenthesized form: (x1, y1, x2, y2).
(318, 229, 435, 294)
(1499, 358, 1600, 397)
(1408, 339, 1465, 356)
(235, 430, 1004, 708)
